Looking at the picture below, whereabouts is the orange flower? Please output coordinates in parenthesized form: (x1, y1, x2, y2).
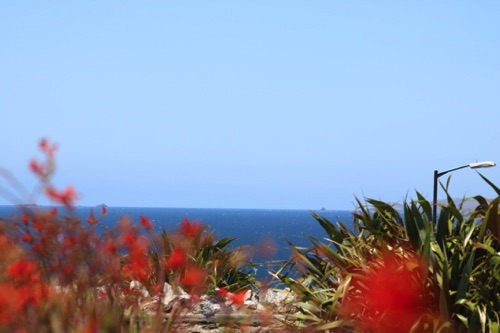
(180, 219, 202, 238)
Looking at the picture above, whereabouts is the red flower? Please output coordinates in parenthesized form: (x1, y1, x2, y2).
(103, 239, 118, 255)
(63, 236, 77, 249)
(218, 287, 228, 297)
(45, 185, 78, 206)
(0, 283, 22, 324)
(228, 290, 248, 306)
(341, 252, 435, 333)
(33, 219, 43, 231)
(21, 233, 32, 243)
(61, 264, 74, 278)
(180, 219, 202, 238)
(123, 232, 138, 247)
(101, 205, 108, 215)
(165, 248, 187, 271)
(29, 160, 44, 176)
(21, 214, 29, 224)
(39, 138, 57, 155)
(87, 210, 97, 225)
(7, 260, 40, 284)
(98, 289, 107, 299)
(140, 215, 153, 230)
(120, 233, 151, 281)
(180, 266, 206, 290)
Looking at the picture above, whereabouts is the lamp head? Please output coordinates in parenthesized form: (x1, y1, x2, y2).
(469, 161, 496, 169)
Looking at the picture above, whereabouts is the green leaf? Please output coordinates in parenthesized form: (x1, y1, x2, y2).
(404, 202, 420, 250)
(316, 320, 345, 330)
(478, 172, 500, 196)
(480, 197, 500, 241)
(311, 212, 347, 253)
(456, 250, 475, 301)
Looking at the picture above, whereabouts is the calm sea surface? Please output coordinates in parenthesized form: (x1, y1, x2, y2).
(0, 206, 354, 277)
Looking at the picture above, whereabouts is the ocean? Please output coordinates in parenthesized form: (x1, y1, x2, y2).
(0, 205, 354, 278)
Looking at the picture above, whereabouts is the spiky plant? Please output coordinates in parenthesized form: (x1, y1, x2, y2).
(276, 174, 500, 332)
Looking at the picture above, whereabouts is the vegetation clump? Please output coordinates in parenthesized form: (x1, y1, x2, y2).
(275, 183, 500, 332)
(0, 139, 499, 332)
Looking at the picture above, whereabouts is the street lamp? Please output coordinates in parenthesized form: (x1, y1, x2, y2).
(433, 161, 496, 225)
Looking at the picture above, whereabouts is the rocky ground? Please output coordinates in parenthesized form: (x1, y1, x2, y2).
(134, 282, 297, 332)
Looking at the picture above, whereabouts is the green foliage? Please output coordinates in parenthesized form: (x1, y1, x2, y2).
(276, 174, 500, 332)
(154, 226, 257, 292)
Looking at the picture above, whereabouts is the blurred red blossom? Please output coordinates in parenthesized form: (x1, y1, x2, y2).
(165, 248, 187, 271)
(39, 138, 57, 155)
(218, 287, 228, 297)
(7, 260, 39, 284)
(228, 290, 248, 306)
(341, 251, 438, 333)
(181, 266, 206, 291)
(21, 233, 32, 243)
(29, 160, 44, 176)
(103, 239, 118, 255)
(87, 210, 97, 225)
(139, 215, 153, 230)
(218, 288, 248, 306)
(180, 219, 202, 238)
(45, 185, 77, 206)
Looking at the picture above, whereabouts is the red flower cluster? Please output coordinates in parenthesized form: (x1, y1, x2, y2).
(0, 250, 49, 325)
(45, 185, 78, 207)
(341, 251, 437, 333)
(161, 219, 214, 295)
(28, 138, 57, 181)
(7, 260, 40, 285)
(121, 231, 152, 282)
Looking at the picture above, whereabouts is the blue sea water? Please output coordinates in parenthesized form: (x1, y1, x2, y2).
(0, 205, 354, 277)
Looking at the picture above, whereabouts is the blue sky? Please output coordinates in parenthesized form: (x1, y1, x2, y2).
(1, 1, 499, 209)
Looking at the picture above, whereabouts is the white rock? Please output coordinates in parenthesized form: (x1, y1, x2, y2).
(129, 280, 149, 298)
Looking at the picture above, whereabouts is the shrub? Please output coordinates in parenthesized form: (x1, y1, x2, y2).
(276, 178, 500, 332)
(0, 139, 259, 332)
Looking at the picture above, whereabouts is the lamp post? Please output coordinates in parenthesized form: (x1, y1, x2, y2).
(433, 161, 496, 225)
